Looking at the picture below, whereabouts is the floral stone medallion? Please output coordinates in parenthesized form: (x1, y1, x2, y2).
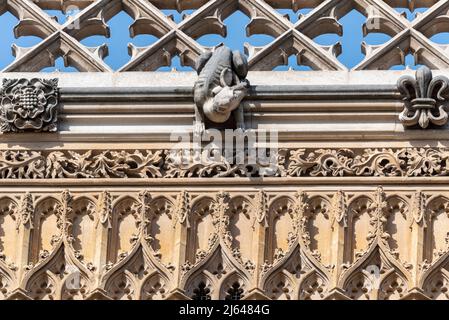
(0, 78, 59, 132)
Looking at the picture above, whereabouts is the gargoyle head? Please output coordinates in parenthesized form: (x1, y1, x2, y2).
(203, 80, 249, 123)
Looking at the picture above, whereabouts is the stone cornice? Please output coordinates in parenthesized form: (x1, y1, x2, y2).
(58, 84, 399, 101)
(0, 71, 447, 143)
(0, 70, 428, 87)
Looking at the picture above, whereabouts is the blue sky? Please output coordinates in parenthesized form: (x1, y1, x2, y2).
(0, 5, 447, 72)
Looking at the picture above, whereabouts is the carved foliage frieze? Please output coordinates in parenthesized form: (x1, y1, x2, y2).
(0, 147, 449, 179)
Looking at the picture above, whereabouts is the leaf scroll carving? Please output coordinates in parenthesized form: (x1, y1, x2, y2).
(0, 148, 447, 179)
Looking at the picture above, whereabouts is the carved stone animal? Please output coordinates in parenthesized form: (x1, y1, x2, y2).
(193, 44, 249, 136)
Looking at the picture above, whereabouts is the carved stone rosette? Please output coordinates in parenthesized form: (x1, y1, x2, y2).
(0, 78, 59, 133)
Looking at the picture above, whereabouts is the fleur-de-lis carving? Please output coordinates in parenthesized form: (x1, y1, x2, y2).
(398, 66, 449, 129)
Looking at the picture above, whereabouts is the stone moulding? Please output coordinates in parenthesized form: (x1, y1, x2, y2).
(0, 78, 59, 133)
(0, 147, 448, 179)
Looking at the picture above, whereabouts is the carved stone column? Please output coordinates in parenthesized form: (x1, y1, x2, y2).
(93, 191, 112, 286)
(409, 191, 426, 288)
(171, 190, 190, 292)
(15, 193, 34, 281)
(251, 190, 269, 292)
(329, 190, 347, 291)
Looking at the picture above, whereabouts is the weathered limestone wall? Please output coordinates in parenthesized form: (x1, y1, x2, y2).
(0, 71, 448, 300)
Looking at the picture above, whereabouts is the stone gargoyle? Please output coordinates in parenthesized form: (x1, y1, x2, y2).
(193, 44, 249, 136)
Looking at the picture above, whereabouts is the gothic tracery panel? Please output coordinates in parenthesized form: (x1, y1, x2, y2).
(228, 196, 255, 263)
(31, 197, 62, 263)
(426, 196, 449, 262)
(303, 196, 332, 266)
(385, 196, 411, 266)
(109, 197, 140, 263)
(0, 197, 18, 267)
(2, 0, 449, 71)
(0, 189, 446, 299)
(267, 197, 294, 264)
(147, 197, 175, 266)
(347, 196, 374, 263)
(68, 197, 96, 267)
